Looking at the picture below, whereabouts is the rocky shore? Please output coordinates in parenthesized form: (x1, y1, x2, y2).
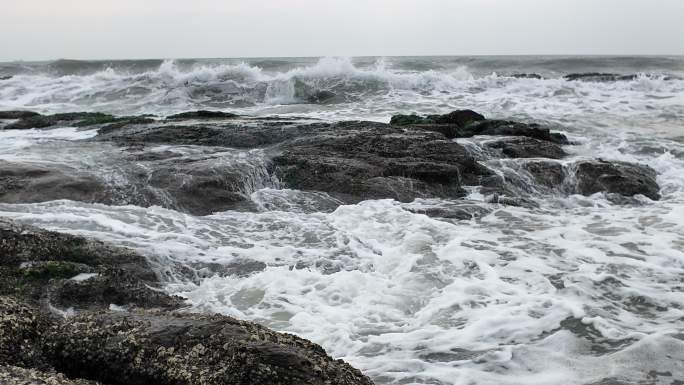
(0, 109, 660, 214)
(0, 108, 662, 384)
(0, 219, 373, 385)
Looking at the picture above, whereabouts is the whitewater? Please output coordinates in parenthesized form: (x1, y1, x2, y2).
(0, 56, 683, 384)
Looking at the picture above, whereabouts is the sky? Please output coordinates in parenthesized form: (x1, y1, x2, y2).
(1, 0, 683, 61)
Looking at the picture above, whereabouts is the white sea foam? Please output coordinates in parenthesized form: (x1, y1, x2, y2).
(0, 191, 682, 384)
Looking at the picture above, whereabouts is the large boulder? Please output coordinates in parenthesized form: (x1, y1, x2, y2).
(0, 218, 182, 311)
(273, 121, 491, 203)
(0, 148, 274, 216)
(0, 161, 108, 204)
(44, 310, 373, 385)
(573, 160, 660, 200)
(0, 218, 375, 385)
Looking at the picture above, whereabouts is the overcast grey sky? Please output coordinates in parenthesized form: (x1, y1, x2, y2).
(1, 0, 683, 61)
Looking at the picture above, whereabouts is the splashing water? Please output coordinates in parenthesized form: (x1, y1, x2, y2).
(1, 56, 684, 384)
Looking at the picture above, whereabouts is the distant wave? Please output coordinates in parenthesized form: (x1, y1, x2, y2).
(0, 57, 683, 118)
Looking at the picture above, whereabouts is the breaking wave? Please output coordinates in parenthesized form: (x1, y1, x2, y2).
(1, 57, 683, 120)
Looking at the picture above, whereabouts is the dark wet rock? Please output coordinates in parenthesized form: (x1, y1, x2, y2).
(510, 73, 543, 79)
(573, 160, 660, 200)
(43, 310, 373, 385)
(2, 112, 157, 130)
(97, 122, 314, 148)
(0, 218, 182, 311)
(390, 110, 568, 144)
(431, 110, 486, 125)
(0, 109, 661, 207)
(564, 73, 638, 82)
(0, 75, 12, 81)
(390, 109, 485, 127)
(520, 160, 566, 189)
(0, 161, 108, 204)
(0, 365, 101, 385)
(273, 121, 491, 203)
(0, 110, 41, 120)
(98, 119, 492, 205)
(141, 155, 270, 215)
(3, 112, 118, 130)
(405, 202, 492, 220)
(0, 218, 374, 385)
(167, 110, 239, 120)
(0, 297, 46, 368)
(483, 136, 567, 159)
(460, 120, 569, 144)
(0, 151, 271, 216)
(96, 116, 156, 134)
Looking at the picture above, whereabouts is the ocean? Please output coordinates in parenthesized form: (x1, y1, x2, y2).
(1, 56, 683, 384)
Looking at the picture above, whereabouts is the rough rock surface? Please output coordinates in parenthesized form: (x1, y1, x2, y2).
(564, 73, 638, 82)
(44, 310, 372, 385)
(0, 148, 270, 216)
(272, 121, 491, 203)
(0, 218, 374, 385)
(0, 161, 108, 204)
(0, 109, 662, 212)
(573, 160, 660, 200)
(389, 110, 568, 143)
(0, 365, 101, 385)
(0, 297, 46, 368)
(483, 136, 567, 159)
(0, 110, 41, 120)
(0, 218, 181, 311)
(1, 112, 155, 130)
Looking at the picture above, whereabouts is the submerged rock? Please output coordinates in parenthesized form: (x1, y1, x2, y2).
(1, 111, 154, 130)
(458, 120, 569, 144)
(0, 161, 108, 204)
(0, 110, 41, 120)
(0, 149, 271, 216)
(564, 73, 638, 82)
(510, 73, 543, 79)
(483, 136, 567, 159)
(166, 110, 239, 120)
(573, 160, 660, 200)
